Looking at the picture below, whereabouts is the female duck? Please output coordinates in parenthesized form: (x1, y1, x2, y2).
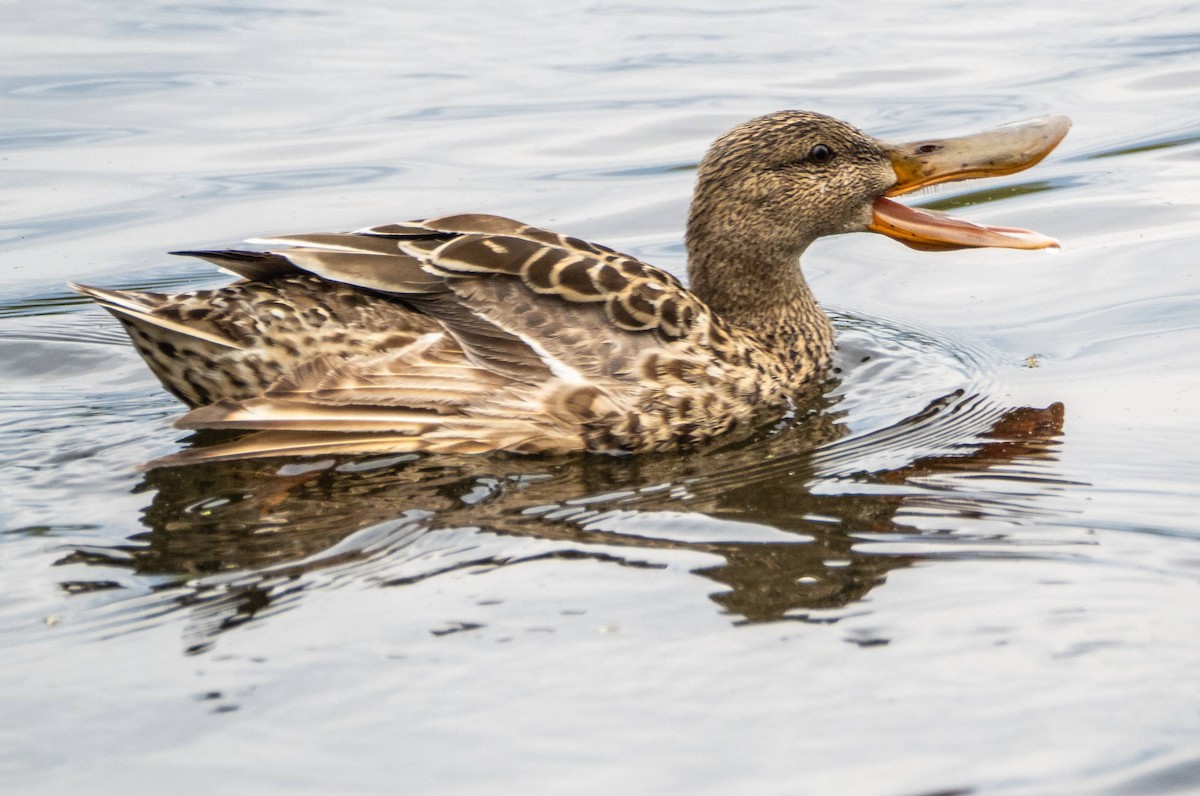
(72, 111, 1069, 463)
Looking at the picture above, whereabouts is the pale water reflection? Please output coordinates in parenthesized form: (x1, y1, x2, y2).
(3, 2, 1200, 795)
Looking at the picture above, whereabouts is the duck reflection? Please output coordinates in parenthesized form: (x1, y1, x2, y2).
(64, 390, 1066, 640)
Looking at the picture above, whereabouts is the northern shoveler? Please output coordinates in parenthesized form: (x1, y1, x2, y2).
(71, 110, 1069, 464)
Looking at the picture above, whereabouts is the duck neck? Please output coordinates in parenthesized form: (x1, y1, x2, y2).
(685, 225, 834, 381)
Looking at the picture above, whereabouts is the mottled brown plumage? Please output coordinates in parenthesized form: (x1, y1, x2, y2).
(71, 111, 1069, 465)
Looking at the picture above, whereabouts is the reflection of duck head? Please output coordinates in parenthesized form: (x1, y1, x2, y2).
(70, 112, 1069, 464)
(62, 395, 1065, 642)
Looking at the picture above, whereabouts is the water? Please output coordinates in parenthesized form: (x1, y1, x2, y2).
(3, 2, 1200, 794)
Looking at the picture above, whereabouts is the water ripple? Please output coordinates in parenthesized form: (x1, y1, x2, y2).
(0, 125, 150, 151)
(192, 165, 403, 198)
(5, 71, 247, 99)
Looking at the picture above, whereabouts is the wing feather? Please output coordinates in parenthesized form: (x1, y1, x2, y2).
(118, 213, 729, 465)
(146, 431, 438, 468)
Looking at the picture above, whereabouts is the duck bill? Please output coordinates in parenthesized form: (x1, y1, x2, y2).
(869, 115, 1070, 251)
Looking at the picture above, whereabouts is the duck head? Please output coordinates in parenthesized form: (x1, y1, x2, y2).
(686, 110, 1070, 264)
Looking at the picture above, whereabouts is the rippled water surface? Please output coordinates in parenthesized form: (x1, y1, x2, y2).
(3, 2, 1200, 794)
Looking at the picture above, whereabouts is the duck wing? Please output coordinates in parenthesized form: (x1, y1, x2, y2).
(158, 214, 719, 463)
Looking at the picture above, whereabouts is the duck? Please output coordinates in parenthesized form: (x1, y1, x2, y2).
(71, 110, 1069, 465)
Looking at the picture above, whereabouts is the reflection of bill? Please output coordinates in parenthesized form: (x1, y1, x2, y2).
(60, 393, 1066, 642)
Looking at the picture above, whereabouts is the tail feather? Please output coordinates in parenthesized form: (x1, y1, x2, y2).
(68, 282, 241, 350)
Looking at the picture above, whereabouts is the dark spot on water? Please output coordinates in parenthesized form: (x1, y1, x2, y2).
(845, 637, 890, 647)
(431, 621, 484, 637)
(59, 580, 123, 594)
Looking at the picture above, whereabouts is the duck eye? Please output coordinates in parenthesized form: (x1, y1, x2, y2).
(808, 144, 834, 164)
